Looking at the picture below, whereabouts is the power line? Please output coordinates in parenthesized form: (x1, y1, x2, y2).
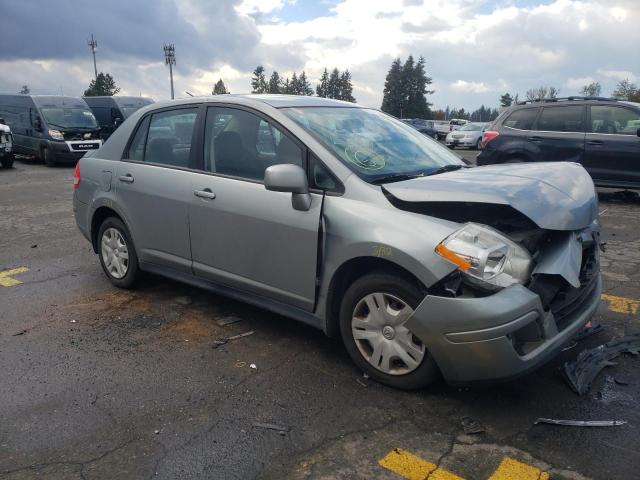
(163, 44, 176, 100)
(88, 34, 98, 81)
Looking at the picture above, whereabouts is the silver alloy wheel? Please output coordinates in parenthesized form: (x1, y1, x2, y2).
(101, 227, 129, 279)
(351, 292, 426, 375)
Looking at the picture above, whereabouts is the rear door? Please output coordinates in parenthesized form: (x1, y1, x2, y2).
(115, 106, 200, 273)
(583, 104, 640, 186)
(531, 105, 586, 163)
(188, 106, 322, 311)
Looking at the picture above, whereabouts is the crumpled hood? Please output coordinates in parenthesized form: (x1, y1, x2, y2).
(383, 162, 598, 231)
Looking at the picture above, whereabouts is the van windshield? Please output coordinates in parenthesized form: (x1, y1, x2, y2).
(41, 108, 98, 129)
(282, 107, 463, 183)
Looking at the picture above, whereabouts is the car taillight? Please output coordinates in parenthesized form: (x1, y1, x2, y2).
(480, 131, 499, 149)
(73, 162, 81, 189)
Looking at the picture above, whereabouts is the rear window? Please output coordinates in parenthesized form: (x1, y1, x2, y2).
(503, 108, 539, 130)
(537, 106, 584, 133)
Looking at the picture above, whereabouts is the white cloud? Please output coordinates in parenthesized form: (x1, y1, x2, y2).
(597, 69, 637, 82)
(451, 80, 489, 93)
(236, 0, 291, 16)
(565, 76, 596, 90)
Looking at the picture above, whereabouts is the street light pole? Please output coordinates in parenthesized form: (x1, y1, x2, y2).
(163, 44, 176, 100)
(88, 34, 98, 81)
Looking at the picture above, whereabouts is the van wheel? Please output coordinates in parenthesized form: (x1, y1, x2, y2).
(339, 272, 439, 389)
(97, 217, 140, 289)
(41, 147, 54, 167)
(1, 154, 14, 169)
(505, 157, 525, 163)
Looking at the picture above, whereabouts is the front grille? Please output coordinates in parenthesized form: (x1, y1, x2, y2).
(63, 131, 98, 141)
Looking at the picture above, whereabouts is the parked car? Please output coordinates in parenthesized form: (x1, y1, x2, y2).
(0, 95, 102, 166)
(434, 119, 469, 140)
(74, 95, 601, 389)
(0, 119, 14, 168)
(445, 122, 489, 149)
(400, 118, 438, 138)
(477, 97, 640, 189)
(83, 96, 154, 140)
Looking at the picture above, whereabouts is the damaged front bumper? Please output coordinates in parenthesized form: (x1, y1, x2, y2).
(405, 273, 602, 384)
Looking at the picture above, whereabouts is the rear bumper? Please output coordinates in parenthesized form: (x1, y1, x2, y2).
(405, 274, 602, 384)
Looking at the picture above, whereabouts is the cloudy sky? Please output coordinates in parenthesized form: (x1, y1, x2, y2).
(0, 0, 637, 111)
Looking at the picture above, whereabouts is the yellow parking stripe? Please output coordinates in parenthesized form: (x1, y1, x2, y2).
(379, 448, 464, 480)
(601, 294, 640, 315)
(0, 267, 29, 287)
(488, 457, 549, 480)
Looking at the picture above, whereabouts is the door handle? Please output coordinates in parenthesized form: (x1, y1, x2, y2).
(118, 174, 134, 183)
(586, 140, 604, 146)
(194, 188, 216, 200)
(527, 136, 543, 142)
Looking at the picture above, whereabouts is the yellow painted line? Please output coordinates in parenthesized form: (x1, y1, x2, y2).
(601, 294, 640, 315)
(379, 448, 464, 480)
(0, 267, 29, 287)
(488, 457, 549, 480)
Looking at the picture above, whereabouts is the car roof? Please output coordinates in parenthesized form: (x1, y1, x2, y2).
(148, 94, 361, 110)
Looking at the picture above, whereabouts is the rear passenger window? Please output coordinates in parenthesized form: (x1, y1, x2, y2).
(591, 106, 640, 135)
(537, 106, 584, 132)
(126, 115, 150, 161)
(503, 108, 539, 130)
(143, 108, 198, 167)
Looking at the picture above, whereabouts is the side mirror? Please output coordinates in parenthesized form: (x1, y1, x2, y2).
(34, 117, 42, 131)
(114, 117, 123, 127)
(264, 163, 311, 211)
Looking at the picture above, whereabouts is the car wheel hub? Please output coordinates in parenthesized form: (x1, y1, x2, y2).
(351, 292, 426, 376)
(101, 227, 129, 279)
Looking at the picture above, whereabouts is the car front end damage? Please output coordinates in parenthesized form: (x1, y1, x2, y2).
(383, 162, 602, 384)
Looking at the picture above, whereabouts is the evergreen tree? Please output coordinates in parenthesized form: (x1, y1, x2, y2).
(499, 93, 513, 107)
(316, 68, 329, 97)
(290, 72, 300, 95)
(19, 85, 30, 94)
(381, 58, 404, 117)
(251, 66, 268, 93)
(268, 71, 282, 94)
(298, 71, 314, 96)
(327, 68, 341, 99)
(84, 73, 120, 96)
(212, 79, 229, 95)
(282, 77, 291, 94)
(339, 70, 356, 102)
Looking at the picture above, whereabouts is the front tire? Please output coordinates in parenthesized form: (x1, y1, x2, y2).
(339, 272, 439, 389)
(1, 154, 13, 169)
(97, 217, 140, 289)
(41, 147, 54, 167)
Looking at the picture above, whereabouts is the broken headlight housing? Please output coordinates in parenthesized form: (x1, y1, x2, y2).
(435, 223, 532, 290)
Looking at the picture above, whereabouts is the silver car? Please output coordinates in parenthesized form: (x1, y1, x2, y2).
(446, 122, 489, 149)
(73, 95, 601, 389)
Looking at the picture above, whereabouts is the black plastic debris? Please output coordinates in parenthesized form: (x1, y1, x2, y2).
(574, 323, 604, 341)
(252, 422, 289, 436)
(461, 416, 485, 434)
(562, 334, 640, 395)
(211, 330, 255, 349)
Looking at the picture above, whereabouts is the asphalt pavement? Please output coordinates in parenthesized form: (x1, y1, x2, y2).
(1, 156, 639, 480)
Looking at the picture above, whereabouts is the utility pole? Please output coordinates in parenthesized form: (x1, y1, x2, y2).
(88, 34, 98, 81)
(163, 44, 176, 100)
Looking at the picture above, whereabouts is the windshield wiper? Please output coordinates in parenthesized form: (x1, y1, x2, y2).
(370, 172, 427, 185)
(424, 164, 466, 176)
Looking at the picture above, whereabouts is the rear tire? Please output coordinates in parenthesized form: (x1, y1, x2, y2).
(505, 157, 525, 163)
(97, 217, 140, 289)
(339, 272, 440, 389)
(475, 138, 482, 150)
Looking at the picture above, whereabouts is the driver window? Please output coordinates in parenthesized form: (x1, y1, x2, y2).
(204, 107, 303, 181)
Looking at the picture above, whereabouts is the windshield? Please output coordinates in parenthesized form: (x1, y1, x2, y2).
(121, 106, 145, 118)
(282, 107, 463, 183)
(459, 123, 483, 131)
(41, 108, 98, 129)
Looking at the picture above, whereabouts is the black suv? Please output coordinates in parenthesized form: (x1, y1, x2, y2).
(477, 97, 640, 189)
(400, 118, 438, 139)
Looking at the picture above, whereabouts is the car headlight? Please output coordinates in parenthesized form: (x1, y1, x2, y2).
(48, 129, 64, 141)
(435, 223, 532, 289)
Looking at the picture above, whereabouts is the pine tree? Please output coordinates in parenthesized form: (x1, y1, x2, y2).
(212, 79, 229, 95)
(19, 85, 30, 95)
(499, 93, 513, 107)
(403, 56, 432, 118)
(251, 66, 268, 93)
(290, 72, 300, 95)
(298, 71, 314, 96)
(84, 73, 120, 96)
(268, 71, 282, 94)
(381, 58, 404, 117)
(282, 77, 291, 94)
(316, 68, 329, 97)
(339, 70, 356, 102)
(327, 68, 341, 99)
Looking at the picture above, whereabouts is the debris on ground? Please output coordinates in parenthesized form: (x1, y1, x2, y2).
(173, 296, 192, 306)
(561, 341, 577, 352)
(461, 416, 485, 434)
(30, 244, 37, 248)
(562, 334, 640, 395)
(212, 330, 255, 349)
(250, 363, 257, 370)
(12, 330, 27, 336)
(362, 372, 370, 379)
(574, 323, 605, 341)
(355, 378, 368, 388)
(216, 315, 242, 327)
(535, 418, 627, 427)
(154, 429, 160, 434)
(252, 422, 290, 435)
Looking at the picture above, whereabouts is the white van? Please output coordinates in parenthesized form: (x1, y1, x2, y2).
(0, 118, 13, 169)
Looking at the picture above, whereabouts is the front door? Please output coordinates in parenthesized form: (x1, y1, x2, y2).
(583, 104, 640, 186)
(189, 106, 322, 310)
(115, 106, 199, 273)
